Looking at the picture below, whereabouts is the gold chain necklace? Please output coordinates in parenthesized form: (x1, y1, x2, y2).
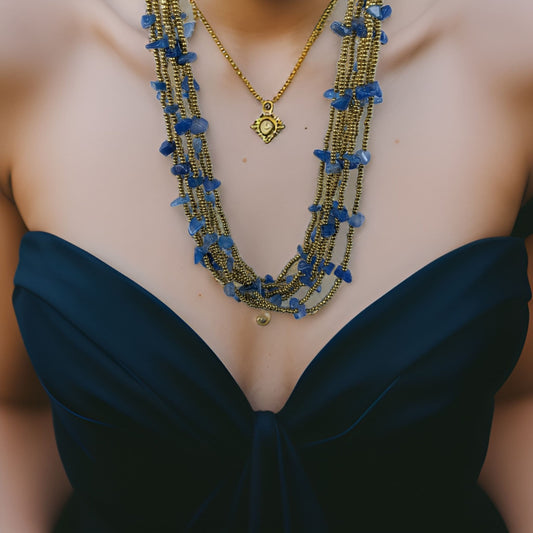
(190, 0, 339, 144)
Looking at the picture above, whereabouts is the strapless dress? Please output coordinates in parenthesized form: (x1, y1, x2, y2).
(12, 231, 531, 532)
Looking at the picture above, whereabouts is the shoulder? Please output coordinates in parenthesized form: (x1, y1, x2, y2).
(449, 0, 533, 194)
(454, 0, 533, 87)
(0, 0, 80, 83)
(0, 0, 80, 193)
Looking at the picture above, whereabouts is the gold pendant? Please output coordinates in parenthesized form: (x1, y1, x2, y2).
(256, 311, 272, 327)
(250, 101, 285, 144)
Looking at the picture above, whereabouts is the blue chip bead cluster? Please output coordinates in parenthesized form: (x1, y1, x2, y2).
(330, 4, 391, 39)
(324, 81, 383, 108)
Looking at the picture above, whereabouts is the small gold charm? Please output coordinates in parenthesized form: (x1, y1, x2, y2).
(250, 101, 285, 144)
(256, 311, 272, 327)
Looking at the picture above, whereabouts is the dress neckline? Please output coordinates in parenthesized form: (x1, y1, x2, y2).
(18, 230, 526, 415)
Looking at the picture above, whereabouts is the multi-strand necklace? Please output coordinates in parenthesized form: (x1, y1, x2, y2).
(143, 0, 391, 325)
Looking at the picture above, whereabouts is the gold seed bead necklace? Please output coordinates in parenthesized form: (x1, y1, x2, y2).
(144, 0, 386, 322)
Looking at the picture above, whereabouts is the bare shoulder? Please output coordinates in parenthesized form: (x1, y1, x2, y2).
(0, 0, 78, 194)
(454, 0, 533, 86)
(0, 0, 80, 83)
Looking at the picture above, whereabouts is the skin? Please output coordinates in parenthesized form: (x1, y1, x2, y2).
(0, 0, 532, 529)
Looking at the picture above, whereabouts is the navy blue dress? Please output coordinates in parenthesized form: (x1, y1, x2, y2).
(12, 231, 530, 532)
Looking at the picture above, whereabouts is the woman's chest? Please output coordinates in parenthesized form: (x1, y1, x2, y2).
(10, 0, 530, 411)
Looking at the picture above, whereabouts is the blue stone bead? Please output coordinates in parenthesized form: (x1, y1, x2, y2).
(299, 275, 312, 288)
(348, 213, 365, 227)
(381, 5, 393, 20)
(227, 256, 234, 271)
(190, 117, 209, 134)
(141, 14, 157, 29)
(208, 254, 223, 271)
(270, 294, 282, 307)
(313, 149, 330, 162)
(171, 164, 189, 176)
(331, 21, 352, 37)
(351, 18, 368, 38)
(355, 149, 371, 165)
(203, 178, 221, 192)
(294, 304, 307, 319)
(170, 195, 190, 207)
(177, 52, 197, 65)
(321, 223, 336, 238)
(380, 31, 388, 45)
(353, 61, 358, 72)
(188, 217, 206, 236)
(321, 261, 335, 275)
(336, 206, 349, 222)
(166, 47, 180, 59)
(159, 140, 176, 156)
(193, 137, 203, 154)
(355, 81, 382, 101)
(205, 192, 216, 205)
(146, 36, 169, 49)
(203, 233, 218, 247)
(218, 235, 234, 249)
(310, 227, 317, 242)
(241, 278, 262, 295)
(150, 81, 167, 91)
(331, 94, 352, 111)
(334, 266, 353, 283)
(297, 244, 308, 260)
(344, 153, 361, 169)
(183, 21, 196, 38)
(224, 282, 236, 297)
(175, 118, 193, 135)
(289, 298, 299, 309)
(264, 274, 274, 284)
(188, 176, 203, 188)
(325, 161, 342, 175)
(194, 246, 208, 264)
(298, 260, 313, 275)
(308, 204, 322, 213)
(286, 275, 294, 283)
(316, 285, 322, 293)
(323, 88, 339, 99)
(366, 5, 383, 19)
(164, 105, 180, 114)
(367, 5, 392, 20)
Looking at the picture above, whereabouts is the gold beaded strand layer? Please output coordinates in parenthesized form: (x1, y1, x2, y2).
(144, 0, 388, 323)
(190, 0, 339, 144)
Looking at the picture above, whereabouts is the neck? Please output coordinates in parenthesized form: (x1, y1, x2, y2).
(193, 0, 337, 39)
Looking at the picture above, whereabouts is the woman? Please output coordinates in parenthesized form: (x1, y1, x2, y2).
(1, 0, 532, 530)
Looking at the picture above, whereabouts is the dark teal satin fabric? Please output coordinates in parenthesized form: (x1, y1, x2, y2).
(12, 231, 531, 532)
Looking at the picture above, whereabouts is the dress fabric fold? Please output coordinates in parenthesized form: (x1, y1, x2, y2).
(12, 231, 530, 532)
